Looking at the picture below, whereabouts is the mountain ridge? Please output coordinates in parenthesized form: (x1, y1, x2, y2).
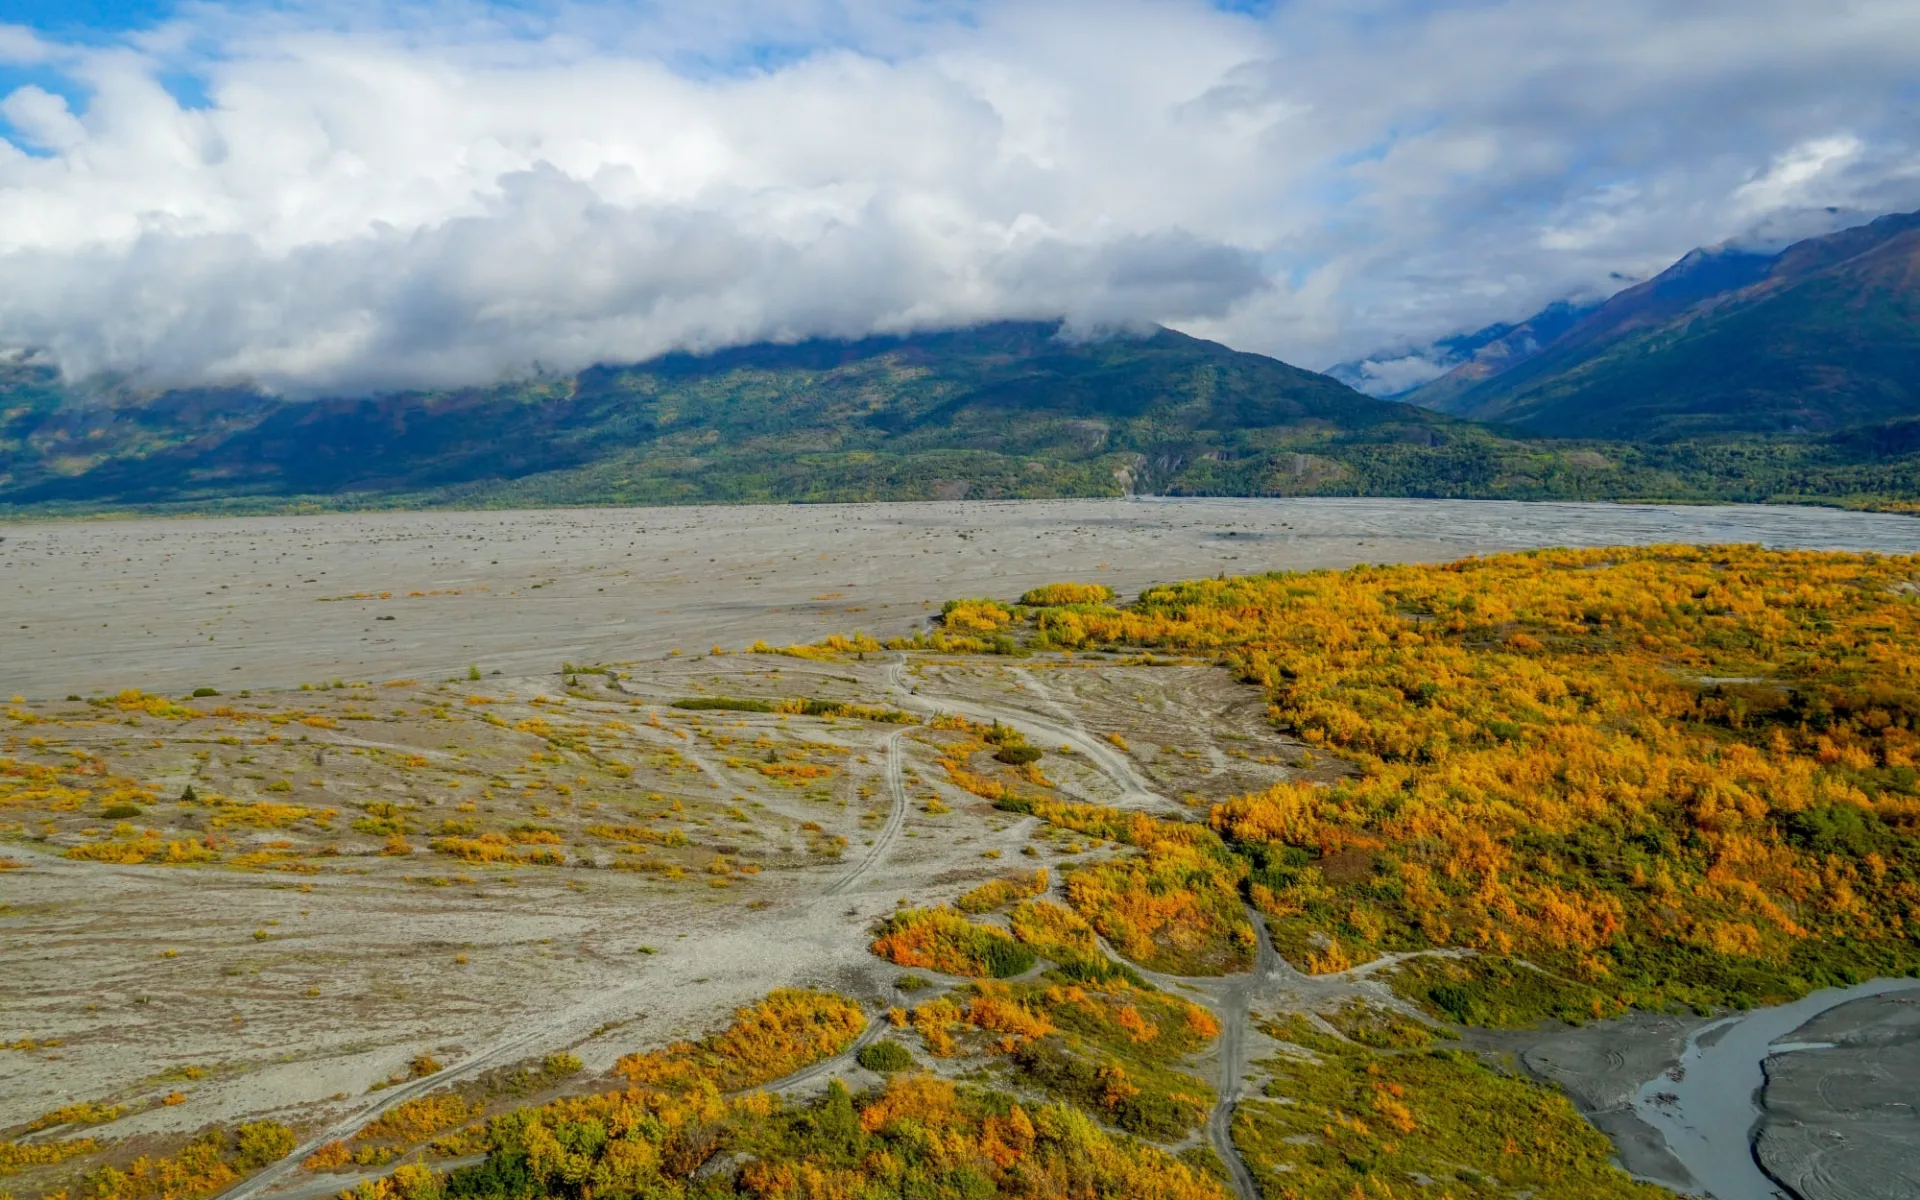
(7, 307, 1920, 516)
(1408, 209, 1920, 440)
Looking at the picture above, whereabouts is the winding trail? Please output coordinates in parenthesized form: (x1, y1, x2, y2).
(885, 659, 1174, 815)
(820, 728, 910, 901)
(228, 658, 1261, 1200)
(220, 976, 659, 1200)
(1201, 907, 1280, 1200)
(758, 1015, 891, 1095)
(901, 657, 1268, 1200)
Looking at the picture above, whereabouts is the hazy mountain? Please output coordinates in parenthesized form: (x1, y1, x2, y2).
(1334, 300, 1599, 401)
(1408, 209, 1920, 439)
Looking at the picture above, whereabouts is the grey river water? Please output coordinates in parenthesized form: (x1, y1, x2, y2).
(1632, 978, 1920, 1199)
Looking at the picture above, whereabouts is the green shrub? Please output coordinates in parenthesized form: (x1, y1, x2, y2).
(1782, 804, 1894, 858)
(982, 939, 1038, 979)
(671, 696, 775, 712)
(994, 745, 1042, 765)
(1051, 955, 1147, 989)
(101, 804, 145, 819)
(856, 1040, 915, 1073)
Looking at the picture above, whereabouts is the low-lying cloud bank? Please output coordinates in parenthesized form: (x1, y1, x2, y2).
(1, 0, 1917, 395)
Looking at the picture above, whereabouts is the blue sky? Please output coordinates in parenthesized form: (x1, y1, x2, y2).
(0, 0, 1915, 395)
(0, 0, 176, 35)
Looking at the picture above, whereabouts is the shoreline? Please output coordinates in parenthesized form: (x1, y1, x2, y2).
(1491, 977, 1920, 1199)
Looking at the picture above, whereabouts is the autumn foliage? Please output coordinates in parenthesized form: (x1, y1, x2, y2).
(956, 870, 1048, 914)
(612, 988, 866, 1093)
(870, 907, 1037, 979)
(1031, 547, 1920, 1010)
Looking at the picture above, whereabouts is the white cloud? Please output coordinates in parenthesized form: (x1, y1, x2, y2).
(0, 25, 51, 65)
(0, 0, 1918, 394)
(0, 86, 86, 152)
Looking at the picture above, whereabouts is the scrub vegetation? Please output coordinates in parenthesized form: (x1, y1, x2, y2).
(17, 542, 1920, 1200)
(1010, 547, 1920, 1015)
(1233, 1012, 1667, 1199)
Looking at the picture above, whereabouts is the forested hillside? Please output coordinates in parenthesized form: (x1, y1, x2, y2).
(6, 319, 1920, 513)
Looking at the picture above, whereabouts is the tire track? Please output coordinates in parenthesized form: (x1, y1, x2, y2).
(888, 659, 1173, 814)
(219, 977, 657, 1200)
(906, 661, 1266, 1200)
(819, 727, 908, 901)
(1203, 907, 1278, 1200)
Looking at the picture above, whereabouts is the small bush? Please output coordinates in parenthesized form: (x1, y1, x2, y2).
(101, 803, 145, 819)
(872, 908, 1037, 978)
(994, 745, 1043, 765)
(671, 696, 775, 712)
(542, 1052, 583, 1076)
(856, 1040, 915, 1073)
(234, 1120, 298, 1169)
(192, 687, 220, 698)
(1019, 582, 1115, 607)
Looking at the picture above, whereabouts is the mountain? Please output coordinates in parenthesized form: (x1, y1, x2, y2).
(10, 316, 1920, 515)
(1408, 210, 1920, 440)
(1, 322, 1475, 509)
(1333, 300, 1598, 401)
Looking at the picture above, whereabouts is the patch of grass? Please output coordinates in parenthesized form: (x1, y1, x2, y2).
(1385, 956, 1622, 1028)
(670, 697, 775, 713)
(1321, 999, 1437, 1050)
(1235, 1013, 1666, 1199)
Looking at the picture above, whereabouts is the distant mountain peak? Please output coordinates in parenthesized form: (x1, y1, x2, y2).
(1399, 206, 1920, 439)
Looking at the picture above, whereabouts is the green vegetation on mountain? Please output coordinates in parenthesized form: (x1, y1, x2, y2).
(1414, 210, 1920, 442)
(6, 309, 1920, 515)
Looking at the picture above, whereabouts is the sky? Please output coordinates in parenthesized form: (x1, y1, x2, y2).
(0, 0, 1916, 396)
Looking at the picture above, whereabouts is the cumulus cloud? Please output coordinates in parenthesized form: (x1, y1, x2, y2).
(1, 0, 1917, 394)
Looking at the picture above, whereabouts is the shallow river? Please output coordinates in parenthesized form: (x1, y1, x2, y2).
(1633, 977, 1920, 1199)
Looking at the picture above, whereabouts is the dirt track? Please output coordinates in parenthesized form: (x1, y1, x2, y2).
(11, 497, 1920, 1199)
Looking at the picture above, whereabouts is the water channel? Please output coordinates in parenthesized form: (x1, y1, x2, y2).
(1631, 977, 1920, 1199)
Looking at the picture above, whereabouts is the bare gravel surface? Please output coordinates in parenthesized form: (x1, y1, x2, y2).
(9, 496, 1920, 700)
(10, 497, 1920, 1200)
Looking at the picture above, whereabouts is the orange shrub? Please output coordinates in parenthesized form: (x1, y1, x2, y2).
(870, 908, 1036, 978)
(956, 870, 1048, 914)
(614, 989, 865, 1093)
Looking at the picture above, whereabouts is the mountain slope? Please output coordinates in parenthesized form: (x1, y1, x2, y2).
(1411, 210, 1920, 440)
(1, 322, 1460, 507)
(1364, 299, 1598, 406)
(11, 317, 1920, 514)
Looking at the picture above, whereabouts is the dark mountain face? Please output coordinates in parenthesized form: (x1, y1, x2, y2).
(0, 321, 1449, 508)
(1408, 209, 1920, 440)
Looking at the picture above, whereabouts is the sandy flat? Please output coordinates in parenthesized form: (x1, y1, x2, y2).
(8, 496, 1920, 1200)
(8, 497, 1920, 700)
(1757, 992, 1920, 1200)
